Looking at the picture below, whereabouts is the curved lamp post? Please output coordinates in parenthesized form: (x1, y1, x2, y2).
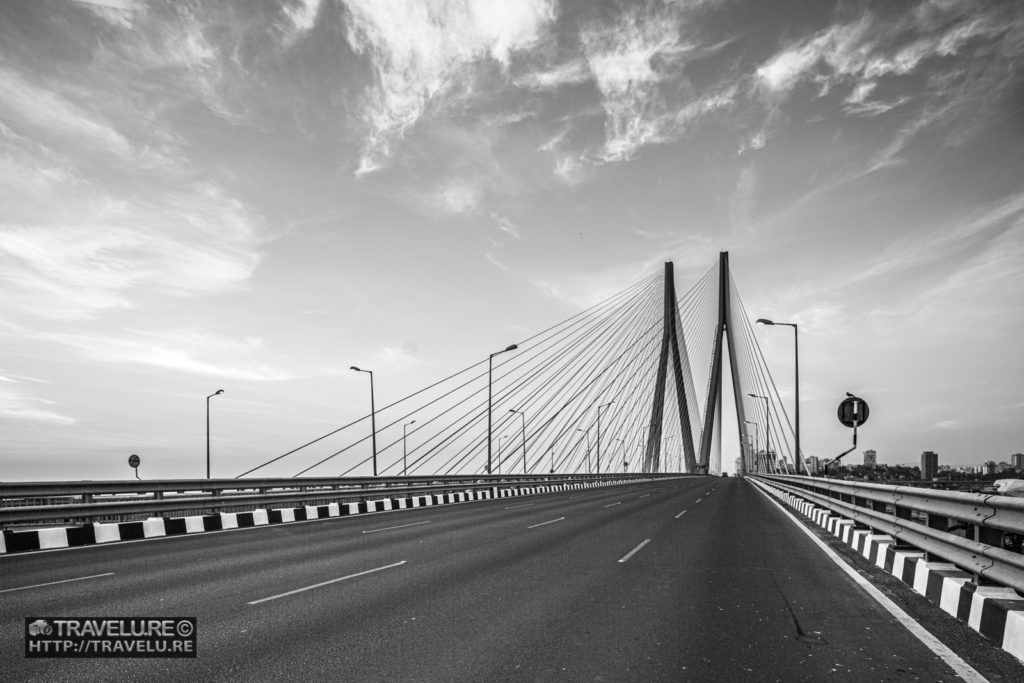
(403, 419, 416, 476)
(596, 401, 613, 475)
(350, 366, 377, 476)
(744, 420, 759, 472)
(748, 393, 771, 472)
(756, 318, 800, 474)
(576, 428, 591, 473)
(488, 344, 518, 475)
(206, 389, 224, 479)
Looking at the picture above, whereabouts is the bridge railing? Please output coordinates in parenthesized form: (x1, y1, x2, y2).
(0, 473, 680, 527)
(752, 474, 1024, 594)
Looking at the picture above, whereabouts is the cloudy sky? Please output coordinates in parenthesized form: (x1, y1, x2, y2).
(1, 0, 1022, 481)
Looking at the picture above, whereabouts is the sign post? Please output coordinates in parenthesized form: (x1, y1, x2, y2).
(128, 454, 141, 480)
(825, 394, 869, 476)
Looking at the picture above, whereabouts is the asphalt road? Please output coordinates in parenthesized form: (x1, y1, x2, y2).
(0, 477, 1010, 681)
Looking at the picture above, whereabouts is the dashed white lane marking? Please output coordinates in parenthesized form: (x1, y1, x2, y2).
(0, 572, 115, 594)
(752, 484, 987, 683)
(527, 517, 565, 530)
(639, 494, 651, 499)
(618, 539, 651, 563)
(361, 521, 432, 534)
(505, 503, 534, 510)
(568, 494, 585, 499)
(603, 502, 621, 509)
(695, 498, 703, 503)
(248, 561, 406, 605)
(675, 510, 687, 519)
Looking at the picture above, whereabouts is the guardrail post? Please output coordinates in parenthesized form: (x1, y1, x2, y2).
(975, 525, 1006, 586)
(924, 513, 950, 561)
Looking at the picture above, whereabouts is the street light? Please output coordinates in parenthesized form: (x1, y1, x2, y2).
(509, 409, 527, 474)
(576, 428, 591, 473)
(350, 366, 378, 476)
(206, 389, 224, 479)
(748, 393, 771, 473)
(744, 420, 759, 472)
(637, 422, 650, 474)
(403, 420, 416, 476)
(488, 344, 518, 475)
(596, 401, 613, 475)
(756, 318, 800, 474)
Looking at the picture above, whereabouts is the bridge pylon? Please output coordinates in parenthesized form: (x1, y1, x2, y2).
(697, 251, 748, 475)
(642, 263, 698, 473)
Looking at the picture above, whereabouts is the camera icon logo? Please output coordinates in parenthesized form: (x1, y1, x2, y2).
(28, 619, 53, 636)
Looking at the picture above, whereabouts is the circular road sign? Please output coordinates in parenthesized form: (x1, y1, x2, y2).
(128, 454, 141, 468)
(837, 396, 869, 428)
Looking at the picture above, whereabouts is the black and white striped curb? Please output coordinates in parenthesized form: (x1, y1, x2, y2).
(752, 478, 1024, 664)
(1, 479, 642, 554)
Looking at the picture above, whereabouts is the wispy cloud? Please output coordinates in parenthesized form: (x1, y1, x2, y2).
(515, 58, 591, 91)
(0, 376, 76, 425)
(344, 0, 555, 174)
(367, 343, 426, 371)
(71, 0, 140, 29)
(755, 6, 1010, 103)
(493, 213, 522, 238)
(36, 329, 294, 381)
(0, 183, 267, 319)
(484, 251, 508, 271)
(0, 66, 135, 161)
(858, 191, 1024, 283)
(283, 0, 322, 34)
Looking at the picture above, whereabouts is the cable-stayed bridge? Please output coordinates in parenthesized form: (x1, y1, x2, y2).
(242, 251, 795, 480)
(2, 253, 1023, 681)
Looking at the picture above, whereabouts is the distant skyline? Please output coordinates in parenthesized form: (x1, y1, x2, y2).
(1, 0, 1022, 481)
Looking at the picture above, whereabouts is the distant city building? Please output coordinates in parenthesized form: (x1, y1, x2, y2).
(1013, 453, 1024, 471)
(863, 449, 877, 468)
(805, 456, 820, 474)
(998, 461, 1012, 473)
(984, 461, 997, 476)
(921, 451, 939, 480)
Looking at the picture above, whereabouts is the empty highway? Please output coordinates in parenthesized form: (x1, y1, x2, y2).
(0, 477, 1010, 681)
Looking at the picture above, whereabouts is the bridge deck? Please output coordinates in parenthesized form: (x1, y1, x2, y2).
(1, 478, 1015, 680)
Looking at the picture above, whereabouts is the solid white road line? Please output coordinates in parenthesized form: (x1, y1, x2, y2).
(505, 503, 534, 510)
(752, 484, 987, 683)
(603, 502, 621, 509)
(361, 521, 432, 534)
(0, 572, 115, 594)
(527, 517, 565, 529)
(248, 561, 407, 605)
(618, 539, 651, 563)
(674, 510, 687, 519)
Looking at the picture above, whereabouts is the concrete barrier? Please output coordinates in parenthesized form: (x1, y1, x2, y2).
(750, 477, 1024, 665)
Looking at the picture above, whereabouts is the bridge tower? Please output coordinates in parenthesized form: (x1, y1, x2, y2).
(642, 262, 698, 473)
(697, 251, 748, 474)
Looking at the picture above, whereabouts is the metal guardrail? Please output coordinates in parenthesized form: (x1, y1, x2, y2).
(752, 474, 1024, 594)
(1, 473, 683, 527)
